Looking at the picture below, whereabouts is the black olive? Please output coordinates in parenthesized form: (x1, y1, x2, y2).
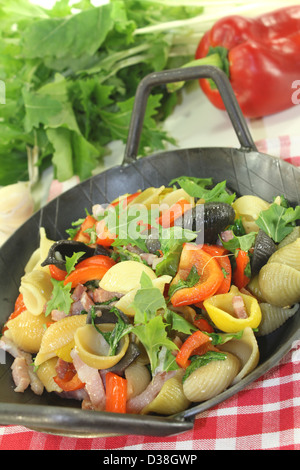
(106, 342, 141, 375)
(86, 305, 130, 325)
(41, 239, 95, 270)
(174, 202, 235, 244)
(251, 230, 276, 274)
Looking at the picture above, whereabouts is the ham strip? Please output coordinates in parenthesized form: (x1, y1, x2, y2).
(126, 371, 176, 414)
(0, 336, 44, 395)
(71, 349, 106, 411)
(232, 295, 248, 319)
(11, 357, 30, 393)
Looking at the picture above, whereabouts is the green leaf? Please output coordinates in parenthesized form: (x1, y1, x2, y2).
(131, 273, 167, 323)
(171, 177, 235, 204)
(132, 315, 177, 375)
(168, 264, 200, 297)
(183, 351, 227, 382)
(65, 251, 86, 274)
(23, 88, 62, 132)
(21, 4, 115, 60)
(256, 202, 300, 243)
(45, 279, 73, 317)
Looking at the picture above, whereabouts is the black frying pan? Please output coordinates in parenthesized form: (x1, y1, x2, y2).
(0, 66, 299, 437)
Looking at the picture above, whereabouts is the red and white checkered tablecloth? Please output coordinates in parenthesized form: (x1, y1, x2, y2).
(0, 136, 299, 451)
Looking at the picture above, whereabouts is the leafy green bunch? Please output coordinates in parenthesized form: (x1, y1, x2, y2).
(0, 0, 203, 186)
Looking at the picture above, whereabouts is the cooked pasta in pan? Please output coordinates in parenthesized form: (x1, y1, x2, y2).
(1, 177, 299, 415)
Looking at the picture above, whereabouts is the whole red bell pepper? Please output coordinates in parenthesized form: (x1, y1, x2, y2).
(195, 6, 300, 118)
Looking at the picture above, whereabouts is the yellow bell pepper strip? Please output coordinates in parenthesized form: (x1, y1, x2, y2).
(170, 243, 224, 307)
(105, 372, 127, 413)
(203, 285, 262, 333)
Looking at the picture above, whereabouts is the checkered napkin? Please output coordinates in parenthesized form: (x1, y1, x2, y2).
(0, 136, 299, 450)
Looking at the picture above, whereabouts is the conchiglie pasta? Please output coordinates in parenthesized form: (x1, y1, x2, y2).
(125, 360, 151, 400)
(74, 323, 129, 369)
(4, 309, 47, 354)
(141, 370, 190, 415)
(20, 269, 53, 316)
(36, 357, 62, 393)
(267, 238, 300, 271)
(127, 186, 165, 209)
(219, 327, 259, 384)
(159, 188, 194, 209)
(278, 227, 300, 249)
(258, 262, 300, 307)
(232, 195, 270, 233)
(35, 314, 87, 366)
(100, 260, 157, 294)
(257, 303, 299, 336)
(183, 352, 240, 402)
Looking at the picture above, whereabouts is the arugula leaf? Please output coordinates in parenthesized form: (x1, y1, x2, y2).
(131, 272, 166, 324)
(132, 315, 178, 375)
(221, 231, 256, 253)
(0, 0, 203, 187)
(90, 305, 132, 356)
(183, 351, 227, 383)
(170, 177, 235, 204)
(255, 202, 300, 243)
(45, 279, 73, 317)
(65, 251, 86, 274)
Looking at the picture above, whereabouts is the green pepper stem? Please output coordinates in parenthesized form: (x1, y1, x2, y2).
(167, 48, 229, 93)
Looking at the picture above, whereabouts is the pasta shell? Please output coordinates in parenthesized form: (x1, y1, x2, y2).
(219, 327, 259, 384)
(99, 260, 157, 294)
(232, 196, 270, 233)
(258, 262, 300, 307)
(115, 275, 172, 316)
(127, 186, 165, 209)
(35, 314, 87, 366)
(278, 227, 300, 249)
(141, 370, 190, 415)
(20, 269, 53, 316)
(159, 188, 194, 209)
(183, 352, 240, 402)
(267, 238, 300, 272)
(257, 303, 299, 336)
(36, 357, 62, 393)
(125, 360, 151, 400)
(4, 309, 47, 354)
(74, 323, 129, 369)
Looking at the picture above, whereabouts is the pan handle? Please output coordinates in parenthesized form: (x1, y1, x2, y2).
(123, 65, 257, 164)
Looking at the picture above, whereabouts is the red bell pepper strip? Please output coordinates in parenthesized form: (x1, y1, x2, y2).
(157, 199, 192, 228)
(233, 249, 250, 290)
(201, 244, 232, 294)
(193, 315, 214, 333)
(110, 191, 141, 209)
(195, 6, 300, 118)
(54, 367, 85, 392)
(49, 264, 67, 281)
(75, 254, 115, 270)
(170, 244, 224, 307)
(96, 219, 117, 247)
(105, 372, 127, 413)
(74, 215, 97, 244)
(63, 264, 111, 288)
(176, 330, 211, 369)
(2, 294, 27, 333)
